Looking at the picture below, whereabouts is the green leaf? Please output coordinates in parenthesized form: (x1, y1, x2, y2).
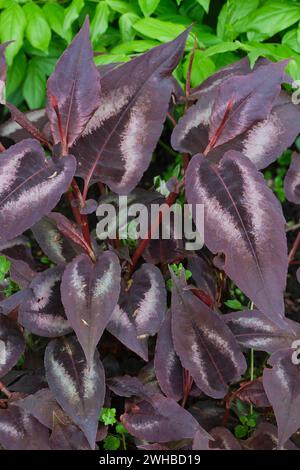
(224, 299, 244, 310)
(217, 0, 259, 40)
(138, 0, 160, 17)
(33, 57, 57, 76)
(133, 18, 193, 47)
(282, 28, 300, 54)
(201, 41, 241, 58)
(6, 50, 27, 97)
(0, 0, 13, 8)
(100, 408, 117, 425)
(236, 0, 300, 41)
(103, 435, 120, 450)
(23, 3, 51, 52)
(119, 12, 140, 42)
(0, 3, 26, 66)
(63, 0, 84, 36)
(196, 0, 210, 14)
(115, 423, 128, 434)
(91, 1, 110, 46)
(234, 424, 248, 439)
(43, 3, 72, 43)
(105, 0, 136, 14)
(111, 39, 159, 54)
(22, 57, 46, 109)
(0, 255, 11, 281)
(183, 50, 215, 88)
(94, 53, 129, 65)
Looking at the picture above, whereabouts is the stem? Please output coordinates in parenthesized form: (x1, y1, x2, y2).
(166, 112, 177, 128)
(0, 141, 6, 152)
(121, 432, 127, 451)
(50, 95, 67, 154)
(288, 230, 300, 264)
(204, 96, 234, 156)
(0, 381, 11, 399)
(249, 301, 254, 415)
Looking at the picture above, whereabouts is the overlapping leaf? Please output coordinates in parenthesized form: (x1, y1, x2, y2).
(242, 422, 299, 451)
(263, 348, 300, 449)
(154, 310, 183, 401)
(0, 315, 25, 378)
(71, 30, 188, 194)
(171, 273, 246, 399)
(47, 18, 101, 149)
(61, 252, 121, 365)
(44, 336, 105, 448)
(284, 152, 300, 204)
(0, 405, 50, 450)
(19, 266, 71, 337)
(186, 151, 288, 327)
(224, 309, 300, 353)
(0, 109, 48, 143)
(107, 263, 166, 361)
(0, 139, 76, 243)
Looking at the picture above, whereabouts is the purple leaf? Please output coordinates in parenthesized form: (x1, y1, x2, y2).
(224, 309, 300, 353)
(209, 61, 287, 148)
(107, 264, 166, 361)
(284, 152, 300, 204)
(0, 405, 50, 450)
(236, 378, 270, 408)
(71, 31, 188, 195)
(32, 213, 85, 265)
(121, 394, 209, 442)
(186, 151, 288, 327)
(154, 310, 183, 401)
(19, 266, 71, 337)
(171, 273, 246, 399)
(0, 315, 25, 378)
(61, 252, 121, 365)
(263, 348, 300, 448)
(6, 257, 36, 289)
(0, 289, 31, 317)
(242, 422, 299, 451)
(107, 375, 149, 398)
(44, 336, 105, 449)
(0, 109, 48, 143)
(0, 139, 76, 243)
(47, 18, 101, 149)
(187, 255, 217, 302)
(50, 421, 91, 450)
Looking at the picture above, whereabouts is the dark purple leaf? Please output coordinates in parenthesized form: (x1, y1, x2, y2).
(32, 213, 85, 265)
(263, 348, 300, 448)
(121, 394, 209, 442)
(192, 429, 211, 450)
(72, 31, 188, 195)
(189, 399, 238, 431)
(50, 421, 91, 450)
(0, 404, 50, 450)
(19, 266, 71, 337)
(0, 289, 31, 317)
(107, 264, 166, 361)
(8, 258, 36, 289)
(47, 18, 101, 149)
(44, 336, 105, 448)
(49, 212, 93, 256)
(284, 152, 300, 204)
(171, 273, 246, 399)
(209, 60, 287, 148)
(154, 310, 183, 401)
(0, 139, 76, 243)
(187, 255, 217, 302)
(0, 109, 48, 143)
(242, 422, 299, 450)
(224, 309, 300, 353)
(210, 427, 242, 450)
(186, 151, 288, 327)
(236, 378, 270, 408)
(107, 375, 149, 398)
(138, 443, 170, 450)
(61, 252, 121, 365)
(0, 235, 35, 269)
(0, 315, 25, 378)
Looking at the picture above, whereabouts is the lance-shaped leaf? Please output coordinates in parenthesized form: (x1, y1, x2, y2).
(0, 405, 50, 450)
(121, 394, 209, 442)
(0, 109, 48, 143)
(107, 264, 166, 361)
(107, 375, 150, 399)
(50, 421, 91, 450)
(243, 422, 299, 451)
(0, 139, 76, 243)
(0, 315, 25, 378)
(47, 18, 101, 148)
(284, 152, 300, 204)
(196, 427, 242, 450)
(209, 60, 287, 148)
(236, 378, 270, 408)
(44, 336, 105, 449)
(71, 30, 188, 195)
(263, 348, 300, 449)
(154, 310, 183, 401)
(186, 151, 288, 327)
(171, 273, 246, 399)
(61, 252, 121, 365)
(224, 309, 300, 353)
(32, 213, 85, 265)
(19, 266, 72, 337)
(8, 258, 36, 289)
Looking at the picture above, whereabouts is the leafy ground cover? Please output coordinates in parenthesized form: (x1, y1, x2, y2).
(0, 0, 300, 452)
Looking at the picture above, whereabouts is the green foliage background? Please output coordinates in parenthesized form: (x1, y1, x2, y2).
(2, 0, 300, 110)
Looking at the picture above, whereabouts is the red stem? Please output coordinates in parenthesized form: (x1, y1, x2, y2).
(51, 95, 67, 154)
(0, 142, 6, 152)
(204, 96, 234, 156)
(288, 231, 300, 264)
(0, 381, 11, 399)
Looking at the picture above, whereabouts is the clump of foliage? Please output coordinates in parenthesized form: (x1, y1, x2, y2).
(0, 8, 300, 452)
